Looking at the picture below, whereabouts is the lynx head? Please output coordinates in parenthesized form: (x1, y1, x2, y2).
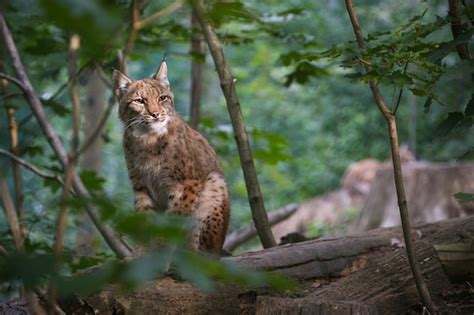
(113, 62, 175, 137)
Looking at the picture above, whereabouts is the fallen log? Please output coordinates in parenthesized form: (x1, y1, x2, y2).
(62, 216, 474, 314)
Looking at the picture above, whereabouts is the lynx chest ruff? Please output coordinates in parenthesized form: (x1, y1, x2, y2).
(114, 61, 230, 254)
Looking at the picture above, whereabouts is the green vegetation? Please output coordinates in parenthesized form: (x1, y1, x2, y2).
(0, 0, 472, 303)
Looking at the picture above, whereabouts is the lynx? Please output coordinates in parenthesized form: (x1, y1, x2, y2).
(113, 62, 230, 254)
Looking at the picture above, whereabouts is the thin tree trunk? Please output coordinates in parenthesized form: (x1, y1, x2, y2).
(189, 10, 204, 130)
(0, 55, 24, 222)
(76, 65, 105, 256)
(344, 0, 434, 311)
(191, 0, 276, 248)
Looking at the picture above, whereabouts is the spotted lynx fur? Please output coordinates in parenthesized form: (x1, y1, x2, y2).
(113, 62, 230, 254)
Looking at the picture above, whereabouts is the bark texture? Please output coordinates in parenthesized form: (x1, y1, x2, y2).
(62, 216, 474, 314)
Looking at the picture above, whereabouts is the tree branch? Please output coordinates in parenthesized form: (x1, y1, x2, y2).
(344, 0, 434, 312)
(0, 12, 132, 258)
(0, 72, 26, 93)
(137, 0, 185, 29)
(191, 0, 276, 248)
(77, 95, 115, 157)
(0, 148, 64, 186)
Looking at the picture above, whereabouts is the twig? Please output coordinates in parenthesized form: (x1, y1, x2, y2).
(192, 0, 276, 248)
(0, 148, 64, 186)
(0, 12, 132, 258)
(344, 0, 434, 312)
(392, 63, 408, 115)
(120, 0, 185, 73)
(0, 92, 22, 101)
(0, 72, 26, 93)
(137, 0, 185, 29)
(77, 95, 115, 157)
(120, 0, 141, 74)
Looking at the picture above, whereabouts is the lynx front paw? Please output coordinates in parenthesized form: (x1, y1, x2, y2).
(134, 191, 155, 212)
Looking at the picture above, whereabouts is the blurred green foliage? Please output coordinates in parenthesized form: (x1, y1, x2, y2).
(0, 0, 472, 301)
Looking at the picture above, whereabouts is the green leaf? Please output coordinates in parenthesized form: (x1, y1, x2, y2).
(453, 192, 474, 203)
(208, 2, 258, 26)
(39, 0, 123, 56)
(41, 97, 70, 116)
(79, 170, 106, 192)
(423, 97, 433, 113)
(284, 61, 328, 86)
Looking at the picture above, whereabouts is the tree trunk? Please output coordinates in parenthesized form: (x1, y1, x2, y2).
(191, 0, 276, 249)
(62, 216, 474, 314)
(76, 65, 106, 256)
(189, 10, 204, 130)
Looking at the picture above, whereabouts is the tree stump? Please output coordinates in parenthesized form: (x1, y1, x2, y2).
(352, 162, 474, 232)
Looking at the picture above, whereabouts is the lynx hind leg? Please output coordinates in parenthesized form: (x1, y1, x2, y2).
(192, 172, 230, 255)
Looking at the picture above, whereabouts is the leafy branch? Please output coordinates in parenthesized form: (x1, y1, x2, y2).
(344, 0, 434, 312)
(0, 12, 133, 258)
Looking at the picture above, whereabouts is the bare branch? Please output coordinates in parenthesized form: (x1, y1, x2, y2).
(77, 95, 115, 157)
(137, 0, 185, 29)
(192, 0, 276, 248)
(0, 92, 22, 101)
(0, 12, 132, 258)
(392, 63, 408, 115)
(120, 0, 141, 74)
(0, 72, 26, 93)
(0, 148, 64, 186)
(344, 0, 434, 311)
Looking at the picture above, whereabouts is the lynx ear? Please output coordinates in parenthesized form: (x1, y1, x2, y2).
(152, 61, 170, 89)
(113, 70, 132, 97)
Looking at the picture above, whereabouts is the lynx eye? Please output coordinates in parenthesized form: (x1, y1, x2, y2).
(159, 95, 169, 101)
(132, 98, 145, 105)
